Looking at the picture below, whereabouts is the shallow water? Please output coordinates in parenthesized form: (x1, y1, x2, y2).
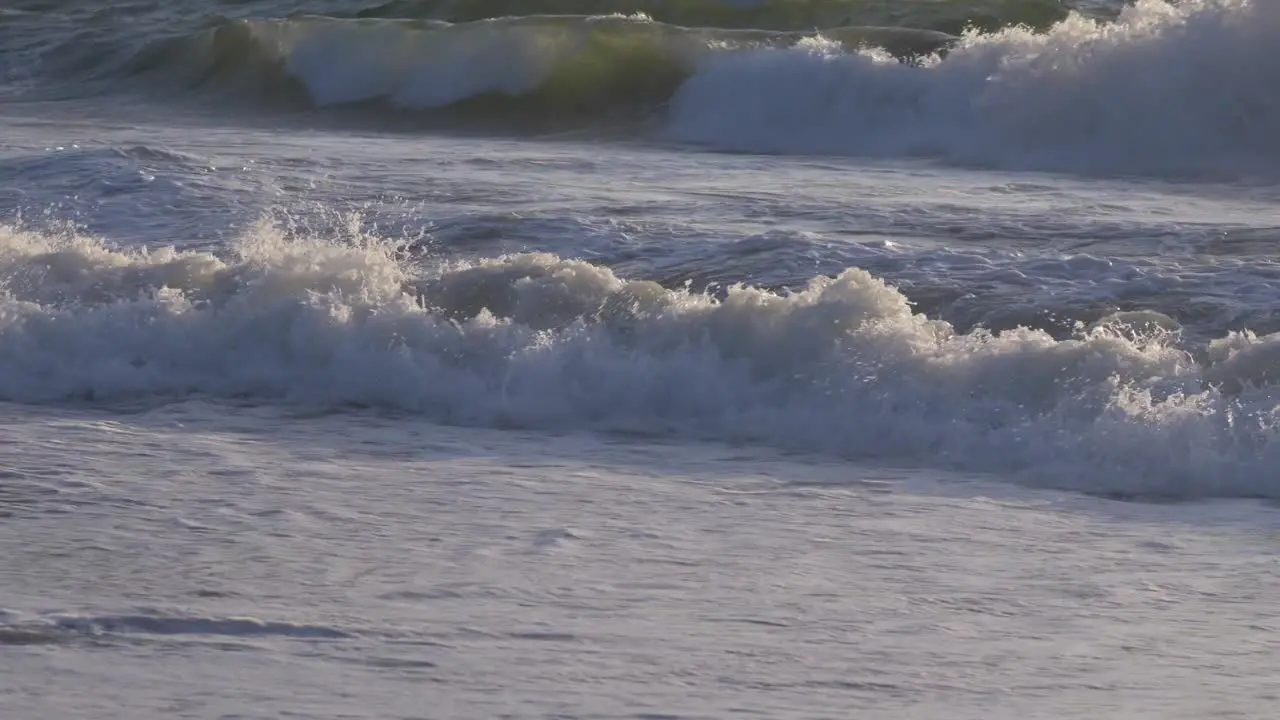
(4, 401, 1279, 719)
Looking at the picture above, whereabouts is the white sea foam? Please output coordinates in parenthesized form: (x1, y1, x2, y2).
(1, 220, 1278, 498)
(667, 0, 1280, 177)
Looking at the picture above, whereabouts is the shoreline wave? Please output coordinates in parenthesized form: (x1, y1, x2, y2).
(2, 220, 1279, 499)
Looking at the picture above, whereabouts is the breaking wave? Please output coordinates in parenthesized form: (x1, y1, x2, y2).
(14, 0, 1272, 177)
(666, 0, 1280, 177)
(41, 13, 950, 124)
(2, 220, 1279, 499)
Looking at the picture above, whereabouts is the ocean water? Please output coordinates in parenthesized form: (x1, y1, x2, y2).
(3, 0, 1280, 717)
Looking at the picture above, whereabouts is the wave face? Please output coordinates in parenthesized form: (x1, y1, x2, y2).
(3, 221, 1280, 499)
(264, 15, 707, 117)
(28, 14, 953, 124)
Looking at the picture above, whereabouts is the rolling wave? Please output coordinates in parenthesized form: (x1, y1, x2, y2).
(43, 14, 950, 122)
(14, 1, 1272, 178)
(6, 0, 1273, 179)
(2, 220, 1280, 499)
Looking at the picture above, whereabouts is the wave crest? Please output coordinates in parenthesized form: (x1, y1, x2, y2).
(354, 0, 1075, 35)
(8, 14, 906, 123)
(65, 14, 948, 128)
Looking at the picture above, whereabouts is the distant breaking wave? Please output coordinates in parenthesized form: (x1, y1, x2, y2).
(667, 0, 1280, 176)
(13, 0, 1280, 177)
(39, 14, 953, 122)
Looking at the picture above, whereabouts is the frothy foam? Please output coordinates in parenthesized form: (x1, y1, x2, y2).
(668, 0, 1280, 177)
(2, 220, 1279, 498)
